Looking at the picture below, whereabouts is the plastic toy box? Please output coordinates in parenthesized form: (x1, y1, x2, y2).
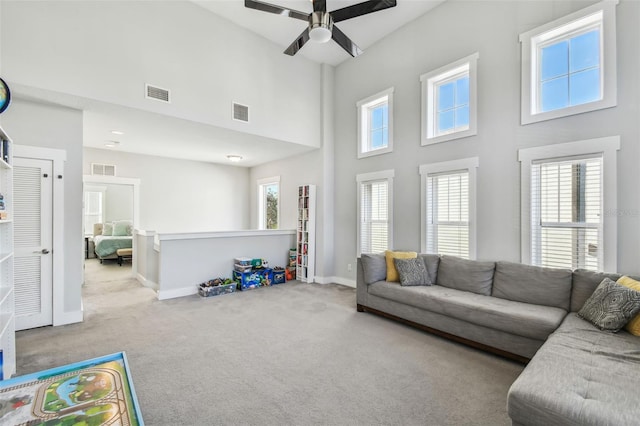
(233, 268, 273, 291)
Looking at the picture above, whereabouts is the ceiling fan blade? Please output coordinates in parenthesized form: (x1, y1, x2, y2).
(313, 0, 327, 13)
(244, 0, 309, 21)
(284, 27, 311, 56)
(331, 0, 397, 23)
(331, 25, 363, 57)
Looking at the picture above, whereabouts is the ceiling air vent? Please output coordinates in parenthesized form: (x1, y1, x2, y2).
(146, 84, 170, 103)
(91, 163, 116, 177)
(233, 102, 249, 123)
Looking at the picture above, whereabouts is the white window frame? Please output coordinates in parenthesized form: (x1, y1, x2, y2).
(83, 185, 106, 236)
(356, 87, 394, 159)
(519, 136, 619, 271)
(421, 53, 479, 146)
(519, 0, 618, 125)
(356, 169, 394, 256)
(419, 158, 479, 259)
(258, 176, 280, 230)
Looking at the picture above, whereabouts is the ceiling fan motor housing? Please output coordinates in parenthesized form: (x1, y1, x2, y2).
(309, 12, 333, 43)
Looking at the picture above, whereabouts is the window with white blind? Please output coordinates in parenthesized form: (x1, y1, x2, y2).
(531, 156, 602, 270)
(420, 158, 478, 259)
(357, 170, 394, 256)
(84, 189, 104, 236)
(519, 136, 619, 272)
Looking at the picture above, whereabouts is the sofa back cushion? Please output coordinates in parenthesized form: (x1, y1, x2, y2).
(360, 253, 387, 285)
(418, 254, 440, 285)
(571, 269, 622, 312)
(492, 261, 572, 310)
(436, 255, 495, 296)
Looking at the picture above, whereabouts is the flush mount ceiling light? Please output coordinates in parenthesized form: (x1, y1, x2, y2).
(245, 0, 397, 57)
(227, 155, 243, 162)
(105, 140, 121, 148)
(111, 130, 124, 135)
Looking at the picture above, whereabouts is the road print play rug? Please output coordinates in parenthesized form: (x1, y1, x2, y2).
(0, 352, 143, 425)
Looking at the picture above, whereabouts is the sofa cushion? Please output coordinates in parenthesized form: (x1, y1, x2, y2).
(508, 313, 640, 426)
(418, 254, 440, 285)
(571, 269, 621, 312)
(368, 282, 565, 340)
(436, 255, 495, 296)
(577, 278, 640, 332)
(384, 250, 417, 282)
(617, 276, 640, 336)
(360, 253, 387, 285)
(491, 261, 572, 310)
(394, 258, 431, 286)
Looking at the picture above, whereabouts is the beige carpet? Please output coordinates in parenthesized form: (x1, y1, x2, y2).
(15, 263, 523, 425)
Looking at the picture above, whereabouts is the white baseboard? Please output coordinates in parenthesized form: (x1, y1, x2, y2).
(157, 286, 197, 300)
(314, 276, 356, 288)
(54, 309, 84, 326)
(136, 273, 159, 290)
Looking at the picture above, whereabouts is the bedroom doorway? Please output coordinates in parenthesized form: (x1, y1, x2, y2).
(82, 175, 140, 284)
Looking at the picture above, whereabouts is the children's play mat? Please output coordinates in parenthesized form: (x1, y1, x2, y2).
(0, 352, 143, 425)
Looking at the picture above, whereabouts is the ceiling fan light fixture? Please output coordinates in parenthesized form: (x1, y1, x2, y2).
(309, 11, 333, 44)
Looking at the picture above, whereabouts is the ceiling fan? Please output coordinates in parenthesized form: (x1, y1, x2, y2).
(244, 0, 397, 57)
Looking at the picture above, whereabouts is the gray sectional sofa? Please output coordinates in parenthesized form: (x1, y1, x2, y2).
(357, 254, 640, 425)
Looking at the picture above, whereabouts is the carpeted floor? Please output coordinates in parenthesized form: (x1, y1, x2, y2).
(15, 260, 523, 425)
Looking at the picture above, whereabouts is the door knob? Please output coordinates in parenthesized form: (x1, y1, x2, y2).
(33, 249, 50, 254)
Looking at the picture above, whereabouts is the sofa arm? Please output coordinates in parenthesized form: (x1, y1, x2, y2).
(356, 257, 369, 308)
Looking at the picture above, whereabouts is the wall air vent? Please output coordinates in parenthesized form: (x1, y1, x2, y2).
(146, 84, 170, 103)
(91, 163, 116, 177)
(233, 102, 249, 123)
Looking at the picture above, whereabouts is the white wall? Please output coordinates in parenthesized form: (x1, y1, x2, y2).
(0, 0, 321, 148)
(0, 98, 84, 317)
(333, 0, 640, 280)
(103, 183, 133, 223)
(83, 148, 250, 233)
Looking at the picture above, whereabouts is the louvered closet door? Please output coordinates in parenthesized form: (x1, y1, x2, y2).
(14, 158, 53, 330)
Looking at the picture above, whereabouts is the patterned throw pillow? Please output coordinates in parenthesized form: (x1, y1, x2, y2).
(578, 278, 640, 332)
(393, 258, 431, 287)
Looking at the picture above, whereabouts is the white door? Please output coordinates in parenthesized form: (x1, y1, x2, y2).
(14, 158, 53, 330)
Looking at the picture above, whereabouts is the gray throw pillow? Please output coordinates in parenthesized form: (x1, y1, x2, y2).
(394, 257, 431, 286)
(577, 278, 640, 332)
(360, 253, 387, 284)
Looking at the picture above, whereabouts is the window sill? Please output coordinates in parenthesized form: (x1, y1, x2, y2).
(422, 128, 477, 146)
(358, 146, 393, 159)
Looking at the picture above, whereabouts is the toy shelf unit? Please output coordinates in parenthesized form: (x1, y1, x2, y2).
(0, 125, 14, 380)
(296, 184, 316, 283)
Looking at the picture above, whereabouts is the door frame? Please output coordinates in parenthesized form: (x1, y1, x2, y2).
(14, 145, 67, 326)
(82, 175, 140, 276)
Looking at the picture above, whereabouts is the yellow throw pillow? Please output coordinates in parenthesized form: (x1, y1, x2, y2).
(617, 276, 640, 336)
(385, 250, 417, 282)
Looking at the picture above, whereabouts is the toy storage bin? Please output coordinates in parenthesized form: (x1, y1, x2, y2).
(233, 268, 274, 291)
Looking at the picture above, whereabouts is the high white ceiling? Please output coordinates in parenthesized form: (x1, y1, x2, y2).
(30, 1, 445, 168)
(195, 0, 443, 66)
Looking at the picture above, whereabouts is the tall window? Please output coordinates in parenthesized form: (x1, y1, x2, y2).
(357, 88, 394, 158)
(420, 158, 478, 259)
(520, 0, 617, 124)
(519, 136, 619, 272)
(357, 170, 394, 256)
(531, 156, 601, 270)
(258, 177, 279, 230)
(421, 53, 478, 145)
(84, 190, 104, 236)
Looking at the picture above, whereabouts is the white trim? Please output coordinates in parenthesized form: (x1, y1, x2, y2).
(136, 273, 159, 291)
(419, 157, 479, 259)
(134, 229, 156, 237)
(518, 136, 620, 271)
(357, 87, 394, 159)
(315, 276, 356, 288)
(157, 285, 196, 301)
(421, 52, 479, 145)
(14, 145, 71, 327)
(356, 169, 394, 256)
(157, 229, 295, 242)
(520, 0, 618, 125)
